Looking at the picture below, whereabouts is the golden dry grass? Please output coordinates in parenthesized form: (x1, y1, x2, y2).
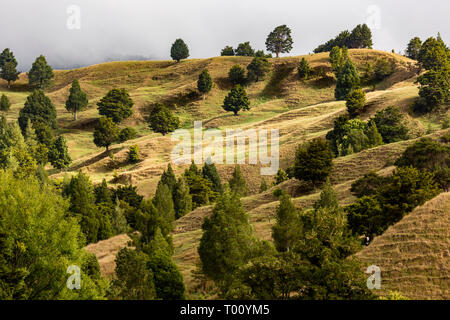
(356, 193, 450, 300)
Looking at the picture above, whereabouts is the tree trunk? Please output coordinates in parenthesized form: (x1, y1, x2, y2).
(74, 110, 77, 121)
(276, 50, 280, 58)
(7, 81, 10, 89)
(203, 94, 205, 100)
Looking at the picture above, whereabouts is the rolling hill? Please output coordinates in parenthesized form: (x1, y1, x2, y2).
(0, 49, 448, 299)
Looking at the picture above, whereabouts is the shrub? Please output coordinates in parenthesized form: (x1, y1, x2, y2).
(127, 145, 140, 163)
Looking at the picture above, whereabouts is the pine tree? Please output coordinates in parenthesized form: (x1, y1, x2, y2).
(265, 25, 293, 58)
(272, 192, 301, 252)
(197, 69, 213, 100)
(365, 121, 383, 147)
(170, 39, 189, 62)
(335, 60, 360, 100)
(198, 189, 257, 289)
(247, 57, 271, 82)
(66, 79, 89, 120)
(160, 163, 177, 193)
(93, 116, 119, 151)
(235, 42, 255, 56)
(406, 37, 422, 60)
(95, 179, 112, 204)
(28, 55, 54, 88)
(294, 138, 333, 187)
(18, 90, 57, 132)
(202, 162, 223, 195)
(48, 135, 72, 171)
(298, 58, 311, 80)
(97, 88, 134, 124)
(221, 46, 235, 56)
(346, 88, 366, 117)
(127, 145, 140, 163)
(110, 247, 156, 300)
(274, 168, 289, 185)
(0, 49, 19, 88)
(313, 179, 339, 211)
(184, 162, 214, 208)
(222, 85, 250, 115)
(0, 94, 11, 112)
(1, 62, 19, 89)
(259, 179, 268, 192)
(228, 65, 246, 85)
(173, 176, 193, 219)
(229, 165, 247, 197)
(329, 46, 348, 75)
(153, 182, 175, 229)
(148, 103, 180, 135)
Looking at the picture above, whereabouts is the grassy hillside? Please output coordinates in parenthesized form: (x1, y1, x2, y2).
(1, 49, 448, 299)
(356, 192, 450, 300)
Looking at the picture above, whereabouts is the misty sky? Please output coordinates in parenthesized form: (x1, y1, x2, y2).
(1, 0, 449, 70)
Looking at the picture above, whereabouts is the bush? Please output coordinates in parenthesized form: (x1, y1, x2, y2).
(128, 145, 140, 163)
(346, 88, 366, 117)
(118, 127, 137, 142)
(372, 106, 409, 143)
(298, 58, 310, 80)
(228, 65, 246, 85)
(294, 138, 333, 187)
(374, 59, 394, 81)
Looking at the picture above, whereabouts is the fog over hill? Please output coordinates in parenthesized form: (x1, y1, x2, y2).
(1, 0, 449, 70)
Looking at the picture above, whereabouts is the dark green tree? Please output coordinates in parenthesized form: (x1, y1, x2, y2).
(294, 138, 333, 187)
(228, 65, 246, 85)
(415, 65, 449, 113)
(1, 62, 19, 89)
(235, 42, 255, 56)
(97, 88, 134, 124)
(247, 57, 271, 82)
(272, 192, 301, 252)
(170, 39, 189, 62)
(0, 94, 11, 112)
(65, 79, 88, 120)
(346, 88, 366, 117)
(374, 59, 394, 81)
(110, 247, 156, 300)
(146, 233, 185, 300)
(202, 162, 223, 195)
(173, 176, 193, 219)
(127, 145, 140, 163)
(274, 168, 289, 185)
(184, 162, 214, 208)
(93, 116, 120, 151)
(335, 60, 360, 100)
(265, 25, 293, 58)
(348, 24, 373, 49)
(153, 182, 175, 229)
(18, 90, 57, 133)
(222, 85, 250, 115)
(0, 49, 19, 89)
(229, 165, 247, 197)
(118, 127, 137, 142)
(221, 46, 235, 56)
(48, 135, 72, 171)
(198, 190, 257, 290)
(197, 69, 213, 100)
(160, 163, 177, 193)
(28, 55, 54, 89)
(298, 58, 311, 80)
(372, 106, 409, 143)
(148, 103, 180, 135)
(94, 179, 112, 204)
(365, 120, 383, 148)
(406, 37, 422, 60)
(418, 36, 448, 71)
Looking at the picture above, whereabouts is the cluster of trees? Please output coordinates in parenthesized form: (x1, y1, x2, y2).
(314, 24, 373, 53)
(406, 34, 449, 113)
(221, 25, 293, 58)
(198, 179, 375, 299)
(93, 88, 139, 151)
(0, 170, 108, 299)
(346, 137, 447, 239)
(326, 106, 408, 157)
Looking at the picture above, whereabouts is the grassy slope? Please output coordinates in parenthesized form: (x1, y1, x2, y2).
(1, 49, 448, 298)
(356, 192, 450, 300)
